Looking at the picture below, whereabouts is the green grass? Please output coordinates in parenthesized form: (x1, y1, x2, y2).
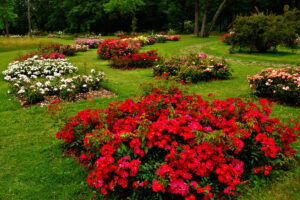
(0, 35, 299, 199)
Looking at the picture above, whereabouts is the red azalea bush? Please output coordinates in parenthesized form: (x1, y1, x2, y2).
(56, 89, 298, 199)
(166, 35, 181, 41)
(222, 33, 232, 45)
(14, 51, 65, 61)
(97, 39, 141, 60)
(147, 37, 156, 45)
(110, 50, 161, 69)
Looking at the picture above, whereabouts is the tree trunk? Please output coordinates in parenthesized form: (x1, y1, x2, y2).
(205, 0, 227, 37)
(27, 0, 32, 37)
(194, 0, 199, 36)
(131, 14, 137, 33)
(200, 0, 209, 37)
(5, 20, 9, 37)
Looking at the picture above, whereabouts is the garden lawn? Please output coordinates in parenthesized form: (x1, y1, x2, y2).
(0, 35, 299, 199)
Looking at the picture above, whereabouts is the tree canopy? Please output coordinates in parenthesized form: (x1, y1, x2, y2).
(3, 0, 300, 35)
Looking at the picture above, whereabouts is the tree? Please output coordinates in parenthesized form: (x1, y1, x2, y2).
(200, 0, 209, 37)
(205, 0, 227, 36)
(27, 0, 32, 37)
(0, 0, 17, 37)
(104, 0, 145, 32)
(194, 0, 199, 36)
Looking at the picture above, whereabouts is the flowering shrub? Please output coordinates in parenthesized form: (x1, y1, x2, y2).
(153, 53, 232, 83)
(147, 37, 156, 45)
(3, 56, 77, 78)
(111, 50, 161, 69)
(3, 56, 106, 103)
(5, 68, 105, 103)
(114, 31, 125, 37)
(56, 89, 298, 199)
(247, 67, 300, 105)
(166, 35, 181, 41)
(222, 33, 232, 45)
(97, 39, 141, 60)
(75, 39, 104, 49)
(154, 34, 167, 43)
(121, 36, 150, 46)
(39, 43, 87, 56)
(14, 52, 65, 61)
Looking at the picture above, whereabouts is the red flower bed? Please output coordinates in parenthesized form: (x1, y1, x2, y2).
(14, 51, 65, 61)
(111, 50, 161, 69)
(97, 39, 141, 60)
(166, 35, 181, 41)
(56, 89, 298, 199)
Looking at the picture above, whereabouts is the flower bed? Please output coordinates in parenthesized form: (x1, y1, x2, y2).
(97, 39, 141, 60)
(39, 43, 88, 56)
(111, 50, 161, 69)
(3, 56, 77, 78)
(166, 35, 181, 41)
(153, 53, 232, 83)
(247, 67, 300, 105)
(222, 33, 232, 45)
(56, 89, 298, 199)
(14, 52, 65, 61)
(75, 39, 104, 49)
(3, 56, 105, 104)
(154, 34, 167, 43)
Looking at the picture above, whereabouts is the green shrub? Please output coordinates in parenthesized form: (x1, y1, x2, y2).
(230, 7, 300, 53)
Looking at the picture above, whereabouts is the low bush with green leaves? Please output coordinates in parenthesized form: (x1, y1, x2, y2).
(230, 7, 300, 52)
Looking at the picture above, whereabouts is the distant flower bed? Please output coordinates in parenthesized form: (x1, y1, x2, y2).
(97, 39, 141, 60)
(56, 88, 298, 199)
(166, 35, 181, 41)
(111, 50, 161, 69)
(247, 67, 300, 105)
(222, 33, 232, 45)
(3, 56, 105, 104)
(39, 43, 88, 56)
(154, 53, 232, 83)
(75, 39, 104, 49)
(14, 52, 65, 62)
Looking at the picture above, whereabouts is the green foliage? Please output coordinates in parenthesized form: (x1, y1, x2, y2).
(0, 0, 17, 30)
(230, 9, 300, 53)
(104, 0, 145, 32)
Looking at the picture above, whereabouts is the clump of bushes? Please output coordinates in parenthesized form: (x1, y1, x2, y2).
(230, 7, 300, 53)
(111, 50, 161, 69)
(247, 67, 300, 105)
(153, 53, 232, 83)
(97, 39, 141, 60)
(3, 56, 105, 103)
(56, 88, 299, 199)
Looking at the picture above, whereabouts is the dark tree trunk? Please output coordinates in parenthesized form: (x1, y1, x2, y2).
(205, 0, 227, 37)
(27, 0, 32, 37)
(194, 0, 199, 36)
(200, 0, 209, 37)
(5, 20, 9, 37)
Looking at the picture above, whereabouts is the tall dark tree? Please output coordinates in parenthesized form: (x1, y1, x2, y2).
(205, 0, 227, 36)
(194, 0, 199, 36)
(200, 0, 209, 37)
(27, 0, 32, 37)
(0, 0, 17, 37)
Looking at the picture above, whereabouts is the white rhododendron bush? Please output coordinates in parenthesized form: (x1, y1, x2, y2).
(3, 56, 105, 104)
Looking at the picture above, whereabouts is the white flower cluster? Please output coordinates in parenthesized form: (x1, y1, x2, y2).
(5, 69, 105, 103)
(2, 56, 78, 78)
